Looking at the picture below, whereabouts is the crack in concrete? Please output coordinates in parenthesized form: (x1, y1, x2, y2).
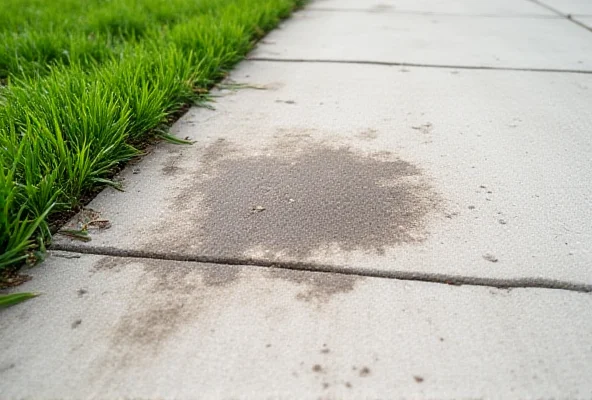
(50, 245, 592, 293)
(308, 8, 563, 19)
(527, 0, 592, 33)
(247, 58, 592, 75)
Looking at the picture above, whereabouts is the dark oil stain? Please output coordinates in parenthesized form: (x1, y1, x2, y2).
(266, 268, 360, 304)
(168, 141, 439, 259)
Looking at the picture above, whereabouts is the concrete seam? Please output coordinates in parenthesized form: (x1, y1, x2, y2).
(308, 8, 563, 19)
(50, 244, 592, 293)
(526, 0, 592, 33)
(246, 57, 592, 74)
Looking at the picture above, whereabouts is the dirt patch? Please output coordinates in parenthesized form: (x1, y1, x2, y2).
(165, 140, 439, 259)
(91, 257, 242, 372)
(266, 268, 360, 304)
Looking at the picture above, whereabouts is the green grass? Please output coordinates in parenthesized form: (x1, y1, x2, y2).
(0, 0, 302, 271)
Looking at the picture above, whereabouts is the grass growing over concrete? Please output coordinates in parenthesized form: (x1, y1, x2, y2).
(0, 0, 301, 270)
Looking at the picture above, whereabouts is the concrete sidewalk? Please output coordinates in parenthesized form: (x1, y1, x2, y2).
(2, 0, 592, 398)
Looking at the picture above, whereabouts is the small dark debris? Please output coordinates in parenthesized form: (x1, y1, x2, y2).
(498, 219, 507, 225)
(77, 289, 87, 297)
(359, 367, 371, 377)
(322, 383, 330, 389)
(483, 253, 499, 263)
(345, 382, 352, 388)
(312, 364, 323, 373)
(132, 168, 140, 174)
(266, 344, 272, 348)
(439, 337, 444, 342)
(276, 99, 296, 104)
(414, 375, 424, 383)
(468, 205, 476, 210)
(320, 348, 330, 354)
(71, 319, 82, 329)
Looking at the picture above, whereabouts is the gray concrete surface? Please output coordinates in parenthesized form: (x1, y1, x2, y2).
(1, 253, 592, 398)
(250, 10, 592, 71)
(538, 0, 592, 14)
(4, 0, 592, 398)
(308, 0, 556, 16)
(54, 61, 592, 287)
(575, 16, 592, 28)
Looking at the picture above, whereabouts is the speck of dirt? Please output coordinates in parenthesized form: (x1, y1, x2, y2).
(266, 268, 361, 304)
(483, 253, 499, 263)
(320, 348, 330, 354)
(266, 344, 272, 348)
(312, 364, 324, 373)
(322, 383, 330, 389)
(0, 363, 16, 374)
(414, 375, 424, 383)
(166, 142, 439, 259)
(439, 337, 444, 342)
(77, 289, 87, 297)
(468, 205, 476, 210)
(345, 382, 352, 388)
(359, 367, 371, 377)
(71, 319, 82, 329)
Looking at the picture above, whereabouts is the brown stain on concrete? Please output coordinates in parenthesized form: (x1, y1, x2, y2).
(167, 140, 439, 259)
(92, 257, 242, 372)
(266, 268, 361, 304)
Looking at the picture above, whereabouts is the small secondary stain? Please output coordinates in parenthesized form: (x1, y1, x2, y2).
(359, 367, 371, 377)
(312, 364, 324, 373)
(345, 382, 352, 388)
(414, 375, 424, 383)
(320, 348, 330, 354)
(267, 268, 360, 304)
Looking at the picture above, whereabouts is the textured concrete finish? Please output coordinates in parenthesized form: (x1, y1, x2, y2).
(309, 0, 556, 16)
(575, 16, 592, 28)
(537, 0, 592, 14)
(251, 10, 592, 71)
(54, 61, 592, 285)
(1, 253, 591, 399)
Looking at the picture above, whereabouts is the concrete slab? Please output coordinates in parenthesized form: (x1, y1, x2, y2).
(537, 0, 592, 15)
(574, 16, 592, 28)
(250, 10, 592, 71)
(308, 0, 556, 16)
(1, 253, 591, 398)
(53, 61, 592, 286)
